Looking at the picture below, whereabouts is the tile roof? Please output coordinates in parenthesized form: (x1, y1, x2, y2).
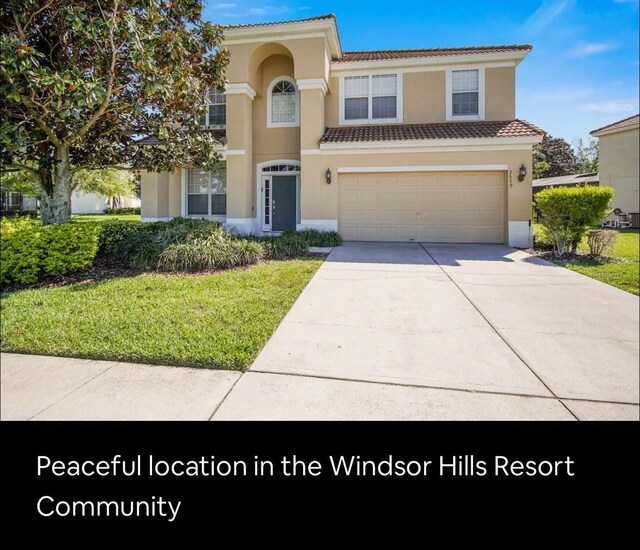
(137, 129, 226, 146)
(590, 114, 639, 135)
(320, 120, 544, 144)
(223, 14, 335, 29)
(336, 45, 532, 63)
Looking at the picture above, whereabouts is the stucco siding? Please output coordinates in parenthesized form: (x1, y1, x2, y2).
(485, 67, 516, 120)
(598, 128, 639, 214)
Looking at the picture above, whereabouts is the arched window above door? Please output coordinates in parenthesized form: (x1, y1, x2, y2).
(267, 77, 299, 128)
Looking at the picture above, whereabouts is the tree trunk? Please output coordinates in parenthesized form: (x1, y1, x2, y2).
(40, 145, 73, 225)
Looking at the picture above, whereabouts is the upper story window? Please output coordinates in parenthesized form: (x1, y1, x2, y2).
(340, 74, 402, 124)
(186, 167, 226, 218)
(200, 89, 226, 128)
(447, 67, 485, 121)
(268, 77, 299, 128)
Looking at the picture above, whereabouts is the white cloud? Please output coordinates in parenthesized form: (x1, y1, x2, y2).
(248, 8, 267, 15)
(212, 2, 237, 8)
(568, 42, 617, 57)
(584, 100, 638, 113)
(519, 86, 594, 104)
(522, 0, 576, 35)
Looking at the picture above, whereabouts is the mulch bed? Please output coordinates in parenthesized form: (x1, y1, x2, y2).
(523, 248, 626, 263)
(1, 257, 146, 293)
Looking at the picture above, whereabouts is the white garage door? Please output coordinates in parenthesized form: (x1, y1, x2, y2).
(339, 171, 506, 243)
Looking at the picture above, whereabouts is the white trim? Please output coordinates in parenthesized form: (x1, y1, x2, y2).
(225, 218, 254, 235)
(508, 221, 532, 248)
(320, 135, 543, 152)
(297, 219, 338, 232)
(256, 159, 302, 232)
(446, 67, 485, 121)
(266, 76, 300, 128)
(141, 217, 172, 222)
(225, 82, 256, 101)
(339, 73, 403, 126)
(296, 78, 328, 95)
(591, 123, 639, 137)
(331, 50, 529, 72)
(333, 61, 515, 78)
(337, 164, 508, 174)
(301, 149, 322, 155)
(225, 149, 245, 156)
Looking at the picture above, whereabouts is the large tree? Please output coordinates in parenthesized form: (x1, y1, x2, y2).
(572, 137, 599, 174)
(533, 134, 578, 179)
(1, 0, 229, 224)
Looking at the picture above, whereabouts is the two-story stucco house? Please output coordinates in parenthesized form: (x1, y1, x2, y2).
(591, 114, 639, 221)
(140, 14, 544, 246)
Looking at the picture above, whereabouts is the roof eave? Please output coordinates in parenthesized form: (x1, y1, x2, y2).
(330, 50, 530, 71)
(221, 18, 342, 59)
(591, 123, 640, 137)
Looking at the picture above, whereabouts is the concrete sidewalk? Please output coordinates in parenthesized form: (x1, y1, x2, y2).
(2, 243, 638, 421)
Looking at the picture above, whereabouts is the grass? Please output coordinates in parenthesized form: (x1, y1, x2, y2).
(72, 213, 140, 222)
(0, 259, 322, 370)
(534, 224, 639, 295)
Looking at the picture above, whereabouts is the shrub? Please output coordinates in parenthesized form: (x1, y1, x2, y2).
(535, 186, 615, 257)
(282, 229, 343, 247)
(158, 236, 263, 272)
(107, 207, 141, 215)
(587, 229, 617, 256)
(1, 217, 100, 284)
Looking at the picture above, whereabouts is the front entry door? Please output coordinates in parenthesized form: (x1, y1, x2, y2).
(271, 175, 297, 231)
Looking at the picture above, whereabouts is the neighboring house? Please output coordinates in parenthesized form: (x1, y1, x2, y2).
(1, 189, 140, 215)
(140, 14, 544, 246)
(532, 173, 599, 195)
(0, 189, 38, 214)
(591, 114, 639, 220)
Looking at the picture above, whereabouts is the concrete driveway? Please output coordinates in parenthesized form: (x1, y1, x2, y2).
(215, 242, 639, 420)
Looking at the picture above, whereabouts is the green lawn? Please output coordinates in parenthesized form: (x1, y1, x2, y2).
(72, 213, 140, 222)
(1, 259, 322, 370)
(534, 224, 639, 295)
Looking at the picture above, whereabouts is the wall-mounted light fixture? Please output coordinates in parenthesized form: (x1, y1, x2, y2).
(518, 164, 527, 182)
(325, 168, 332, 184)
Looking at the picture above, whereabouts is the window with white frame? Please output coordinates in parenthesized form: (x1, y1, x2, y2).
(269, 79, 298, 126)
(186, 167, 226, 217)
(199, 89, 226, 127)
(451, 69, 479, 116)
(343, 74, 399, 122)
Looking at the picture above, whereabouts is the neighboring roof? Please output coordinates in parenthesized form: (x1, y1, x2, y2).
(320, 120, 544, 144)
(337, 45, 532, 63)
(222, 14, 335, 29)
(532, 173, 599, 188)
(137, 129, 226, 146)
(590, 114, 639, 136)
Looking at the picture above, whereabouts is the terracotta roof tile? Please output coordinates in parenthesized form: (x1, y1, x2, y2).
(336, 45, 532, 63)
(320, 120, 544, 144)
(590, 114, 639, 135)
(223, 14, 335, 29)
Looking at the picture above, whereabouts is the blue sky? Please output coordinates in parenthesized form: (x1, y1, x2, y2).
(204, 0, 640, 144)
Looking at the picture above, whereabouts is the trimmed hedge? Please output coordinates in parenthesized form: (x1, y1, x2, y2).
(158, 237, 263, 271)
(282, 229, 342, 247)
(1, 217, 101, 284)
(107, 207, 141, 215)
(535, 186, 615, 257)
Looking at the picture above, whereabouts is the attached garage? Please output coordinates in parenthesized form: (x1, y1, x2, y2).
(338, 170, 506, 243)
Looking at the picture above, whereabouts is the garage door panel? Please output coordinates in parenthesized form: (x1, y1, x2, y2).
(339, 171, 505, 243)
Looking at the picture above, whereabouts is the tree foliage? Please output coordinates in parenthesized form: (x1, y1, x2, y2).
(573, 137, 599, 174)
(533, 135, 578, 179)
(535, 186, 614, 257)
(1, 0, 229, 223)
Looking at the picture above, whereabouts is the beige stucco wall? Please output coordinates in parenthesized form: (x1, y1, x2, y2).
(598, 128, 640, 213)
(140, 170, 181, 219)
(324, 66, 516, 125)
(485, 67, 516, 120)
(404, 71, 446, 123)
